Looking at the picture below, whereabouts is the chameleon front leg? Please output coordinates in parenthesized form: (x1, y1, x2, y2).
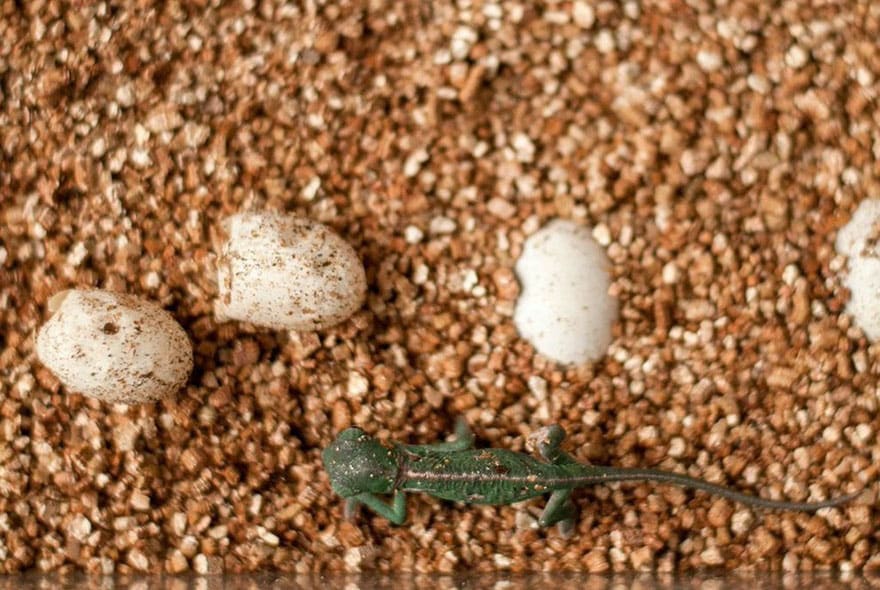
(401, 417, 475, 455)
(346, 491, 408, 525)
(344, 498, 361, 520)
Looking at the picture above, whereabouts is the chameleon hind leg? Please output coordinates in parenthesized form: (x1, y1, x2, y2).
(346, 491, 407, 525)
(538, 490, 577, 538)
(530, 424, 579, 466)
(401, 417, 475, 455)
(530, 425, 579, 537)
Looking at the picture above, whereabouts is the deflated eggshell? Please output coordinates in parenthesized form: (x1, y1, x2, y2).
(513, 219, 618, 365)
(215, 212, 367, 331)
(35, 289, 193, 404)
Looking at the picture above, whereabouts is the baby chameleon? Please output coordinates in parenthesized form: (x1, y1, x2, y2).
(322, 420, 857, 535)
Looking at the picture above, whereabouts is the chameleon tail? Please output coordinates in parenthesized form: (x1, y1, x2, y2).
(575, 466, 858, 511)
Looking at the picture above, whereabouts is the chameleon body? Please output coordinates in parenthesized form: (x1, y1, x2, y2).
(321, 420, 856, 533)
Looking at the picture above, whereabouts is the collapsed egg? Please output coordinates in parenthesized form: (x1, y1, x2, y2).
(215, 212, 367, 331)
(513, 219, 618, 364)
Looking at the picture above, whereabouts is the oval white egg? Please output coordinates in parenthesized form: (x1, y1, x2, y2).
(36, 289, 193, 404)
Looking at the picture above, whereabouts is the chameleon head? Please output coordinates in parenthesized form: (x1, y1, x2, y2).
(322, 428, 398, 498)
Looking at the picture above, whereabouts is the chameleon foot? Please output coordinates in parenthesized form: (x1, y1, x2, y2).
(344, 498, 361, 520)
(557, 516, 575, 539)
(539, 490, 577, 537)
(528, 424, 570, 464)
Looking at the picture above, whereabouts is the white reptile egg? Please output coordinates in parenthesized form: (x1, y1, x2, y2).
(35, 289, 193, 404)
(835, 198, 880, 257)
(215, 212, 367, 331)
(836, 198, 880, 340)
(513, 219, 618, 364)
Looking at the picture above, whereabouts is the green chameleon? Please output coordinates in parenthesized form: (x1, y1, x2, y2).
(322, 419, 856, 534)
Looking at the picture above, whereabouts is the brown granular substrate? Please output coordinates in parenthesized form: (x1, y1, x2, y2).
(1, 0, 879, 576)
